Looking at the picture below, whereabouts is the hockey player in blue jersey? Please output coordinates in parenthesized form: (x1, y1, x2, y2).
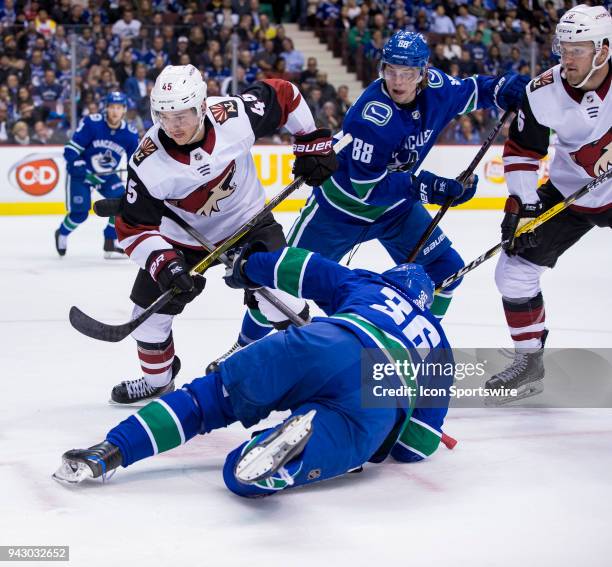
(54, 92, 139, 258)
(283, 31, 530, 322)
(54, 246, 454, 496)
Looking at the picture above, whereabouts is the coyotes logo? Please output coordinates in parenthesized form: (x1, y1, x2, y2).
(209, 100, 238, 125)
(570, 129, 612, 178)
(133, 137, 158, 166)
(168, 161, 237, 216)
(530, 69, 554, 92)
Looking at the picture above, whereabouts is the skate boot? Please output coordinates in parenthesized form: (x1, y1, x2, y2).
(54, 229, 67, 257)
(103, 238, 126, 259)
(110, 356, 180, 405)
(52, 441, 123, 484)
(235, 409, 316, 485)
(205, 340, 244, 374)
(484, 331, 548, 405)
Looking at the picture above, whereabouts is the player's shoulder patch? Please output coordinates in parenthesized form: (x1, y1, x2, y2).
(361, 100, 393, 126)
(209, 99, 239, 125)
(426, 68, 446, 89)
(89, 113, 103, 122)
(133, 136, 158, 166)
(529, 69, 554, 93)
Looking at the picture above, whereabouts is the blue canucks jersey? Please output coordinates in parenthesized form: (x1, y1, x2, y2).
(244, 247, 454, 461)
(314, 68, 503, 223)
(64, 114, 139, 174)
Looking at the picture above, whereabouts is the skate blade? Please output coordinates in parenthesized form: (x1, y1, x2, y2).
(485, 380, 544, 407)
(52, 460, 94, 485)
(236, 409, 316, 484)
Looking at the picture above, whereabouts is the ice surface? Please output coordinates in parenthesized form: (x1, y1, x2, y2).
(1, 212, 611, 566)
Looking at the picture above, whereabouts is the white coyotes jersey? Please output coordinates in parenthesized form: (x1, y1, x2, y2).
(116, 79, 315, 268)
(133, 98, 263, 247)
(504, 63, 612, 211)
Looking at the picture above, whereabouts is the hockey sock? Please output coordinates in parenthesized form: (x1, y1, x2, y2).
(239, 307, 274, 344)
(430, 290, 453, 320)
(137, 334, 175, 387)
(106, 373, 237, 467)
(59, 211, 88, 236)
(103, 215, 118, 240)
(502, 292, 546, 350)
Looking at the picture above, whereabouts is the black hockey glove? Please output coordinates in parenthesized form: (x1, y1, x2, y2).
(500, 195, 543, 255)
(146, 249, 206, 305)
(292, 128, 338, 187)
(494, 72, 530, 111)
(223, 241, 270, 290)
(414, 171, 478, 206)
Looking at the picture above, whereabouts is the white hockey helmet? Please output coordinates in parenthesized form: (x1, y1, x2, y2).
(553, 4, 612, 88)
(150, 64, 207, 132)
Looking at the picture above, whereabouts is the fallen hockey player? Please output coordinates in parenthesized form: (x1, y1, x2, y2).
(54, 247, 454, 497)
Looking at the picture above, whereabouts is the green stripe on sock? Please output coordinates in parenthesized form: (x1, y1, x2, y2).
(275, 248, 311, 296)
(431, 293, 452, 318)
(287, 198, 316, 246)
(137, 400, 182, 453)
(249, 307, 272, 327)
(62, 215, 79, 231)
(398, 417, 441, 457)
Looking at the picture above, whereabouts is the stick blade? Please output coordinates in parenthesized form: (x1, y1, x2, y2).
(69, 306, 135, 342)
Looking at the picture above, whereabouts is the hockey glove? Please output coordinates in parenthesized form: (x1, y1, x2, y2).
(494, 72, 530, 111)
(500, 195, 543, 255)
(67, 159, 87, 179)
(414, 171, 478, 206)
(223, 241, 269, 290)
(146, 249, 206, 305)
(292, 128, 338, 187)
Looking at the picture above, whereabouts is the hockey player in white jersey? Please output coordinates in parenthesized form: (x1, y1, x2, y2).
(111, 64, 337, 404)
(486, 5, 612, 403)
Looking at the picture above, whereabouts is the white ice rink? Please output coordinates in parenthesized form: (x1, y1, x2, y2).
(1, 211, 611, 567)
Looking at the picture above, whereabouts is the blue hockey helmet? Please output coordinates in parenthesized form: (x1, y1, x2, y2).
(105, 91, 128, 107)
(381, 31, 430, 70)
(381, 263, 434, 310)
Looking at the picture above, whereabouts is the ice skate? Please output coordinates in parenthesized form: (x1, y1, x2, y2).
(235, 409, 316, 485)
(52, 441, 122, 485)
(54, 229, 67, 257)
(206, 340, 243, 374)
(484, 332, 548, 406)
(103, 238, 126, 259)
(110, 357, 180, 405)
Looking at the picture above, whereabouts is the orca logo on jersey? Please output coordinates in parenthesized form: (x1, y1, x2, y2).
(133, 137, 158, 166)
(210, 100, 239, 125)
(167, 160, 237, 216)
(529, 69, 554, 93)
(570, 129, 612, 178)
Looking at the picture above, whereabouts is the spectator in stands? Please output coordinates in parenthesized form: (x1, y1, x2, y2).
(238, 50, 260, 83)
(306, 85, 324, 118)
(0, 103, 9, 143)
(146, 54, 166, 83)
(33, 69, 62, 111)
(255, 38, 277, 72)
(370, 13, 390, 41)
(31, 120, 66, 145)
(414, 10, 431, 33)
(455, 116, 482, 145)
(458, 48, 478, 77)
(431, 43, 451, 74)
(112, 7, 142, 40)
(0, 0, 17, 26)
(431, 5, 456, 35)
(315, 72, 336, 104)
(468, 0, 487, 20)
(443, 35, 462, 62)
(455, 4, 478, 34)
(484, 45, 504, 75)
(143, 36, 169, 67)
(347, 16, 370, 52)
(221, 66, 249, 95)
(280, 38, 304, 75)
(299, 57, 318, 88)
(316, 0, 341, 28)
(265, 57, 292, 80)
(317, 100, 341, 134)
(124, 63, 149, 107)
(467, 30, 488, 70)
(34, 9, 56, 38)
(114, 46, 136, 88)
(207, 53, 232, 82)
(170, 36, 191, 65)
(364, 29, 385, 62)
(9, 120, 31, 145)
(505, 46, 526, 73)
(206, 78, 222, 97)
(255, 13, 277, 40)
(335, 84, 351, 119)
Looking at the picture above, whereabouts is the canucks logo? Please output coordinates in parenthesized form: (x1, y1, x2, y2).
(362, 101, 392, 126)
(427, 69, 445, 89)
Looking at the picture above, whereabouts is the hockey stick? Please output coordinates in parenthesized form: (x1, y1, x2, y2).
(69, 133, 353, 342)
(92, 198, 308, 327)
(436, 166, 612, 292)
(405, 111, 513, 263)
